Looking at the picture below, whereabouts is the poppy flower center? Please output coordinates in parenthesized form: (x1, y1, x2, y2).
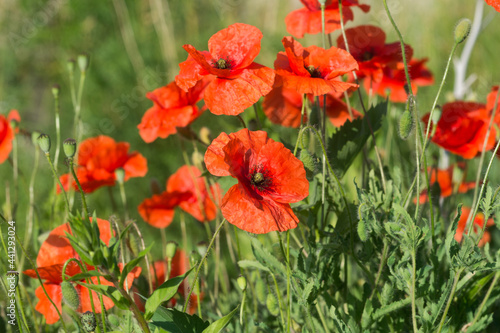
(214, 58, 231, 70)
(362, 51, 374, 61)
(305, 65, 322, 78)
(249, 168, 272, 192)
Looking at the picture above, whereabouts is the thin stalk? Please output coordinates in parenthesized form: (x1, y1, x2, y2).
(69, 158, 90, 220)
(293, 94, 308, 156)
(74, 71, 87, 144)
(469, 271, 499, 329)
(236, 115, 247, 129)
(12, 133, 18, 217)
(253, 104, 262, 130)
(437, 268, 464, 333)
(44, 152, 70, 214)
(183, 219, 227, 312)
(16, 285, 30, 332)
(315, 302, 330, 333)
(53, 90, 61, 172)
(131, 222, 153, 294)
(410, 250, 418, 333)
(369, 239, 389, 300)
(118, 180, 130, 222)
(270, 273, 286, 328)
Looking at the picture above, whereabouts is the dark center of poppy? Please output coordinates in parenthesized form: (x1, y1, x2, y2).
(249, 169, 271, 192)
(362, 51, 374, 61)
(252, 172, 264, 185)
(305, 65, 322, 78)
(214, 58, 230, 69)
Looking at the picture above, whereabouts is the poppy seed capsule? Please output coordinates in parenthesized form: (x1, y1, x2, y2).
(63, 138, 77, 158)
(37, 133, 51, 153)
(398, 110, 414, 140)
(67, 59, 75, 72)
(115, 168, 125, 184)
(78, 53, 90, 72)
(61, 281, 80, 310)
(31, 131, 40, 145)
(52, 84, 60, 97)
(166, 241, 178, 259)
(299, 150, 316, 174)
(237, 275, 247, 291)
(81, 311, 97, 332)
(454, 18, 471, 44)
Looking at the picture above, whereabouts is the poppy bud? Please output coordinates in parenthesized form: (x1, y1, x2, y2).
(115, 168, 125, 184)
(266, 292, 279, 316)
(196, 241, 208, 257)
(454, 18, 471, 44)
(37, 133, 51, 154)
(61, 281, 80, 310)
(357, 217, 369, 242)
(52, 84, 60, 97)
(299, 149, 316, 174)
(9, 118, 18, 131)
(31, 131, 40, 145)
(67, 59, 75, 73)
(255, 275, 266, 304)
(63, 138, 77, 158)
(166, 241, 178, 260)
(190, 250, 201, 267)
(199, 127, 212, 145)
(398, 110, 414, 140)
(237, 275, 247, 291)
(78, 53, 90, 72)
(81, 311, 97, 332)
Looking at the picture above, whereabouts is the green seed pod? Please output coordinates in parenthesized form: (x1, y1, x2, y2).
(237, 275, 247, 291)
(255, 275, 266, 304)
(454, 18, 472, 44)
(166, 241, 178, 260)
(81, 311, 97, 332)
(115, 168, 125, 184)
(67, 59, 75, 73)
(52, 84, 60, 98)
(61, 281, 80, 310)
(398, 110, 414, 140)
(266, 292, 280, 316)
(31, 131, 40, 145)
(63, 138, 77, 158)
(37, 133, 51, 153)
(77, 53, 90, 72)
(357, 217, 368, 242)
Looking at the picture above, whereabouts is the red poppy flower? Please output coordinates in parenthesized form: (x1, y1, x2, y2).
(204, 128, 309, 234)
(487, 86, 500, 123)
(485, 0, 500, 12)
(262, 85, 361, 128)
(139, 165, 220, 228)
(274, 36, 358, 96)
(175, 23, 275, 116)
(366, 59, 433, 102)
(23, 219, 141, 324)
(138, 79, 209, 143)
(455, 207, 494, 247)
(285, 0, 370, 38)
(150, 250, 202, 314)
(59, 136, 147, 193)
(416, 164, 475, 204)
(336, 25, 412, 83)
(0, 110, 20, 164)
(422, 101, 495, 159)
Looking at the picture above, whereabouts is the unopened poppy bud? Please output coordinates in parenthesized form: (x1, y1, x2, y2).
(52, 84, 60, 97)
(248, 119, 259, 131)
(431, 106, 442, 125)
(63, 138, 77, 158)
(199, 127, 211, 145)
(31, 131, 40, 145)
(454, 18, 471, 44)
(165, 241, 178, 259)
(190, 250, 201, 267)
(37, 133, 51, 153)
(150, 178, 162, 195)
(67, 59, 75, 72)
(398, 110, 414, 140)
(81, 311, 97, 332)
(78, 53, 90, 72)
(196, 241, 208, 257)
(299, 149, 316, 174)
(61, 281, 80, 310)
(115, 168, 125, 184)
(266, 293, 279, 316)
(237, 275, 247, 291)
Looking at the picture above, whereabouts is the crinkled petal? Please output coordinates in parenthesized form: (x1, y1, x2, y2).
(35, 284, 63, 325)
(175, 50, 213, 91)
(123, 152, 148, 180)
(263, 85, 305, 128)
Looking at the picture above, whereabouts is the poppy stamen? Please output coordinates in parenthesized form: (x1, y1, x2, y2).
(305, 65, 322, 78)
(214, 58, 231, 70)
(362, 51, 374, 61)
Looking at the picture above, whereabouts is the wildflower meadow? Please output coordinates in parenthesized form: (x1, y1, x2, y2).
(2, 0, 500, 332)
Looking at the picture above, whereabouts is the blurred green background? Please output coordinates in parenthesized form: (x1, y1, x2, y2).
(0, 0, 499, 253)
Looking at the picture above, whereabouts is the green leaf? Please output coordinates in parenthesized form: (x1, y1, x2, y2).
(251, 238, 287, 277)
(237, 260, 270, 272)
(75, 281, 130, 310)
(149, 307, 209, 333)
(144, 267, 194, 321)
(119, 242, 154, 285)
(202, 306, 239, 333)
(327, 101, 387, 178)
(66, 270, 110, 282)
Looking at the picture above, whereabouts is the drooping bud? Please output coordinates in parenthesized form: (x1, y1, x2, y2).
(77, 53, 90, 72)
(115, 168, 125, 184)
(166, 241, 178, 260)
(454, 18, 472, 44)
(81, 311, 97, 332)
(61, 281, 80, 310)
(196, 242, 208, 257)
(63, 138, 77, 158)
(398, 110, 414, 140)
(299, 149, 316, 175)
(237, 275, 247, 291)
(52, 84, 60, 98)
(37, 133, 51, 154)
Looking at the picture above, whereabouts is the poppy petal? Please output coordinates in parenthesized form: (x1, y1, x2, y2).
(35, 284, 63, 325)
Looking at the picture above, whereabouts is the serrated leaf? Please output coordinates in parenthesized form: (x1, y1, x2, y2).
(328, 101, 387, 178)
(202, 306, 239, 333)
(149, 307, 209, 333)
(144, 267, 194, 321)
(372, 297, 411, 321)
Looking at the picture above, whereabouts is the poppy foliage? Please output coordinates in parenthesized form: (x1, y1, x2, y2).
(0, 110, 20, 164)
(139, 165, 220, 228)
(205, 128, 309, 234)
(175, 23, 275, 116)
(23, 219, 141, 324)
(59, 135, 147, 193)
